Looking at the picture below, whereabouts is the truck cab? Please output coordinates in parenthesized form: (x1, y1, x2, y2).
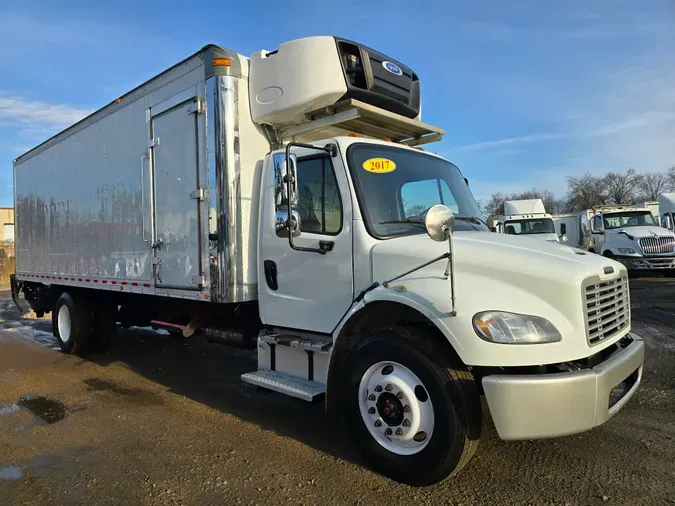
(586, 205, 675, 270)
(494, 199, 562, 243)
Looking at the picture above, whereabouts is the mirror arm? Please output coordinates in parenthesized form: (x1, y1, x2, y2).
(445, 231, 456, 316)
(285, 141, 338, 255)
(382, 252, 450, 288)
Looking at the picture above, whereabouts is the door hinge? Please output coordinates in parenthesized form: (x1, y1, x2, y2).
(149, 137, 160, 149)
(188, 99, 203, 115)
(192, 275, 205, 286)
(191, 187, 208, 201)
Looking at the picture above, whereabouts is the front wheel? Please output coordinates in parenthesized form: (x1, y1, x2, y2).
(342, 328, 482, 485)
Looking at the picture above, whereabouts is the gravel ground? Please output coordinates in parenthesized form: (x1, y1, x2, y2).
(0, 281, 673, 506)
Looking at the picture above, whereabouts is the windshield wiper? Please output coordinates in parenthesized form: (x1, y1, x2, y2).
(454, 216, 486, 225)
(378, 220, 426, 227)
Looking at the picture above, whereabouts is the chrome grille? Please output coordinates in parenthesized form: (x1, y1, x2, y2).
(638, 236, 675, 255)
(583, 276, 630, 346)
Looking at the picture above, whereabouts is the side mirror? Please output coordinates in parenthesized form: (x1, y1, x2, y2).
(273, 153, 300, 237)
(425, 204, 455, 242)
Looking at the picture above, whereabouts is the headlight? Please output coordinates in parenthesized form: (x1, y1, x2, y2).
(617, 248, 636, 254)
(473, 311, 562, 344)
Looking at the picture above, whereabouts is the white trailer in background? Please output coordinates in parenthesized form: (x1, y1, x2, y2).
(553, 213, 581, 247)
(494, 199, 561, 242)
(658, 193, 675, 231)
(631, 201, 660, 226)
(12, 36, 644, 486)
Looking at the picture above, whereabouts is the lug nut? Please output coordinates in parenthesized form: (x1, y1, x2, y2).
(384, 428, 392, 436)
(395, 428, 403, 436)
(374, 385, 382, 392)
(374, 420, 382, 428)
(403, 405, 411, 413)
(402, 419, 410, 427)
(368, 407, 376, 414)
(368, 394, 376, 401)
(396, 391, 404, 399)
(385, 384, 393, 392)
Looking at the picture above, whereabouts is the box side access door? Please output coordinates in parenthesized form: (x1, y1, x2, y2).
(149, 96, 204, 289)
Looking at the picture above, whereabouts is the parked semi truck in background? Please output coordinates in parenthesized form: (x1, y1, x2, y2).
(493, 199, 563, 242)
(581, 205, 675, 270)
(11, 36, 644, 485)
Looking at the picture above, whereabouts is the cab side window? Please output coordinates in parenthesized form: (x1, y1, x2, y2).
(295, 156, 343, 235)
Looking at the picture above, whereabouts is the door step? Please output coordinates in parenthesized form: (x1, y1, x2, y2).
(259, 331, 333, 352)
(241, 370, 325, 402)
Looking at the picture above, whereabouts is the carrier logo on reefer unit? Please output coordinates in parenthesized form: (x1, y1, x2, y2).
(382, 61, 403, 76)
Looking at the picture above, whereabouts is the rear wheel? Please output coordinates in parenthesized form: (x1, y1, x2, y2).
(342, 327, 482, 485)
(53, 292, 92, 354)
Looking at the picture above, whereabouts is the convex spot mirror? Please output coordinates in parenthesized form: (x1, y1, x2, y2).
(425, 204, 455, 242)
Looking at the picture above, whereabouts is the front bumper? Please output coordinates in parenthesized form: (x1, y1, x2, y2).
(615, 255, 675, 270)
(482, 335, 644, 440)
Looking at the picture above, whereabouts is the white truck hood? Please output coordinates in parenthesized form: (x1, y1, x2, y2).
(371, 231, 618, 285)
(367, 231, 629, 367)
(608, 225, 673, 239)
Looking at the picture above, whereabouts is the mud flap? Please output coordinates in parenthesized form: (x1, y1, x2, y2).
(10, 274, 23, 311)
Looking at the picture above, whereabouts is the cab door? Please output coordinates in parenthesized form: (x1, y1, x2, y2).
(591, 215, 605, 252)
(258, 144, 354, 334)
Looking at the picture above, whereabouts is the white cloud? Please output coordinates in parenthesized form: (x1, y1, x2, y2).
(0, 95, 91, 129)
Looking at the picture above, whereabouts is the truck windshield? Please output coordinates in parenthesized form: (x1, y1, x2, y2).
(503, 218, 555, 235)
(604, 211, 656, 229)
(346, 143, 488, 238)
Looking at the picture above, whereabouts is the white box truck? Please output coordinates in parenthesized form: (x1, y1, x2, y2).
(12, 36, 644, 485)
(582, 205, 675, 270)
(494, 199, 563, 242)
(659, 193, 675, 231)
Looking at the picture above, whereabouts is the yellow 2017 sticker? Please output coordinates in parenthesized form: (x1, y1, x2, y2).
(362, 157, 396, 173)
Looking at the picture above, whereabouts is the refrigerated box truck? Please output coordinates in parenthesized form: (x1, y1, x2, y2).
(12, 36, 644, 485)
(493, 199, 561, 242)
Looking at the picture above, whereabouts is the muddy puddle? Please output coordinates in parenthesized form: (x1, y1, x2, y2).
(17, 396, 67, 424)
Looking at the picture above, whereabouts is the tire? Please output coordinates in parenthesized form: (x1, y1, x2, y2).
(53, 292, 92, 354)
(342, 327, 482, 486)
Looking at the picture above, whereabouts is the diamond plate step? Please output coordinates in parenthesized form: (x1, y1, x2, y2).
(241, 370, 325, 402)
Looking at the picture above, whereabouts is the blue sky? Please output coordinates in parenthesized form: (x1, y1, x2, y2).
(1, 0, 674, 206)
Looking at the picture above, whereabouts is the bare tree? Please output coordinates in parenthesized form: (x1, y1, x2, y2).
(565, 173, 607, 212)
(667, 165, 675, 192)
(603, 168, 641, 205)
(636, 172, 670, 201)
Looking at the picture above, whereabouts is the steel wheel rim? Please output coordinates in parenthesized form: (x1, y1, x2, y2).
(58, 305, 72, 344)
(358, 361, 434, 455)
